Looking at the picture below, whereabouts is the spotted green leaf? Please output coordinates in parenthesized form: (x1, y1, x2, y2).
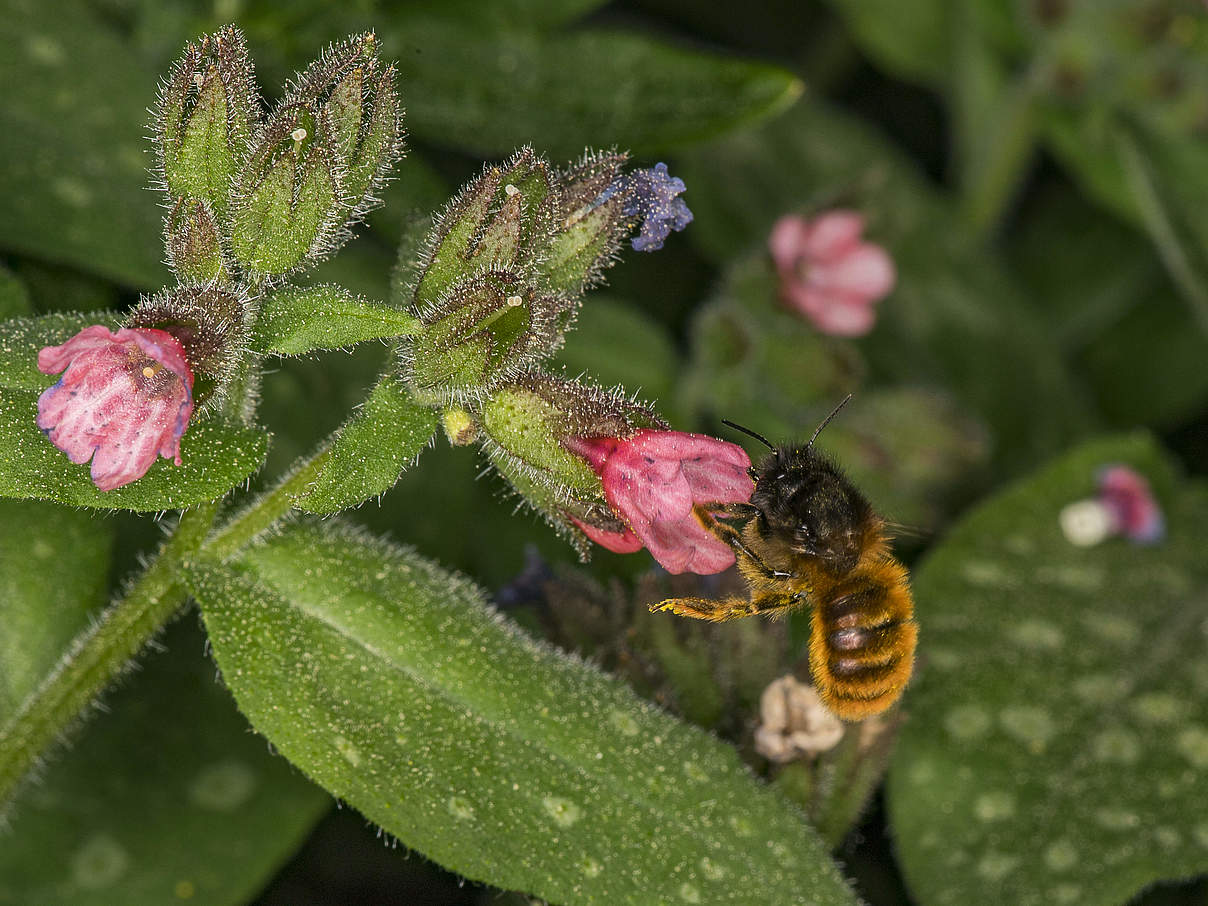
(292, 375, 438, 515)
(0, 618, 330, 905)
(252, 284, 422, 356)
(191, 521, 858, 906)
(888, 433, 1208, 906)
(0, 499, 113, 723)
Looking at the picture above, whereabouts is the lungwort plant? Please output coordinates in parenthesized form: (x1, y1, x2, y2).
(0, 27, 857, 906)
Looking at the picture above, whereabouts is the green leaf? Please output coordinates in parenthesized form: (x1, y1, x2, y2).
(0, 1, 166, 288)
(888, 433, 1208, 906)
(292, 375, 438, 515)
(0, 500, 113, 722)
(0, 618, 330, 905)
(1010, 185, 1208, 428)
(252, 284, 422, 355)
(397, 22, 803, 158)
(0, 392, 268, 511)
(192, 521, 858, 906)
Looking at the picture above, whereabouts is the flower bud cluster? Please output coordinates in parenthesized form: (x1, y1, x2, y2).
(146, 28, 404, 406)
(35, 29, 406, 491)
(400, 151, 694, 403)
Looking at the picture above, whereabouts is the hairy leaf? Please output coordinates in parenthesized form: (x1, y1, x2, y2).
(293, 375, 438, 514)
(252, 284, 422, 356)
(889, 433, 1208, 906)
(192, 522, 857, 906)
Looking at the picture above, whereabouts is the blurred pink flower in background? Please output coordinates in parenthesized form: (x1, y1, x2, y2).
(769, 210, 895, 336)
(1097, 465, 1164, 543)
(565, 429, 753, 574)
(1059, 464, 1164, 547)
(36, 325, 194, 491)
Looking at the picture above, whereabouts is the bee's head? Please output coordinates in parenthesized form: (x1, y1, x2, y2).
(751, 446, 871, 573)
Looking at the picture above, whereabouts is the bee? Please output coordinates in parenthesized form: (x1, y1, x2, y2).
(651, 397, 917, 721)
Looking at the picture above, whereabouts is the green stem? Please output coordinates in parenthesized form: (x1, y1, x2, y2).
(204, 450, 332, 561)
(0, 500, 221, 809)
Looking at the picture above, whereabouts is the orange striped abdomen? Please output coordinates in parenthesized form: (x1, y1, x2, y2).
(806, 556, 917, 721)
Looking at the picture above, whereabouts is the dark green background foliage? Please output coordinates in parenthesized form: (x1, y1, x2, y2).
(1, 0, 1207, 903)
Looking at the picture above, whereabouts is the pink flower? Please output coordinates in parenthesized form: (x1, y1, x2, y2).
(1059, 464, 1165, 547)
(36, 325, 195, 491)
(768, 210, 895, 337)
(564, 429, 754, 575)
(1098, 465, 1164, 543)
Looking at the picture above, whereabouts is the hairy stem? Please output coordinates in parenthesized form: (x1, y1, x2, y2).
(204, 450, 332, 561)
(0, 500, 221, 811)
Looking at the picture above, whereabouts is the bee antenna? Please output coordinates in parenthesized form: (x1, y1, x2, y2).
(721, 419, 775, 452)
(807, 394, 853, 450)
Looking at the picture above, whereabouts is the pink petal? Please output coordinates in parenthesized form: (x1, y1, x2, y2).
(799, 210, 866, 261)
(1098, 465, 1164, 544)
(570, 517, 644, 553)
(37, 324, 121, 374)
(784, 286, 876, 337)
(768, 215, 811, 274)
(809, 244, 895, 300)
(35, 325, 194, 490)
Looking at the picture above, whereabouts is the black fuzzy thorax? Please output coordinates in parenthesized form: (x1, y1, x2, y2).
(748, 444, 874, 575)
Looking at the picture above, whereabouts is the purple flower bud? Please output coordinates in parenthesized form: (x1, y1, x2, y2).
(620, 163, 693, 252)
(36, 326, 195, 491)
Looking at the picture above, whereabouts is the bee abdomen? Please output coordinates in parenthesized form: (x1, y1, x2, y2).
(808, 559, 917, 721)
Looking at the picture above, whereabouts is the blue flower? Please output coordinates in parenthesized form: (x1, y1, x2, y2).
(621, 163, 693, 252)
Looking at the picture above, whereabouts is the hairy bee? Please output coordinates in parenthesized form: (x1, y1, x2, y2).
(652, 399, 917, 721)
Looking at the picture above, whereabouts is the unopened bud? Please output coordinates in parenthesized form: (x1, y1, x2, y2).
(229, 104, 341, 277)
(156, 26, 259, 219)
(404, 271, 558, 399)
(166, 197, 228, 284)
(442, 407, 478, 446)
(290, 32, 403, 222)
(542, 150, 632, 296)
(413, 149, 557, 308)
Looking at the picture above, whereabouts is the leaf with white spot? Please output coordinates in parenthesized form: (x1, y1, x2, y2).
(888, 433, 1208, 906)
(191, 521, 858, 906)
(0, 620, 330, 905)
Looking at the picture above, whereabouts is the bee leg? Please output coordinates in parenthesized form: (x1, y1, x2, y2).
(691, 503, 780, 580)
(653, 591, 797, 622)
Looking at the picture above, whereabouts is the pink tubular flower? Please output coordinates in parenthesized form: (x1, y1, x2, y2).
(768, 210, 895, 337)
(564, 429, 754, 575)
(1098, 465, 1164, 544)
(36, 325, 195, 491)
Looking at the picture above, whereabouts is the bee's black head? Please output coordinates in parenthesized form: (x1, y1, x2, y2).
(750, 444, 872, 574)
